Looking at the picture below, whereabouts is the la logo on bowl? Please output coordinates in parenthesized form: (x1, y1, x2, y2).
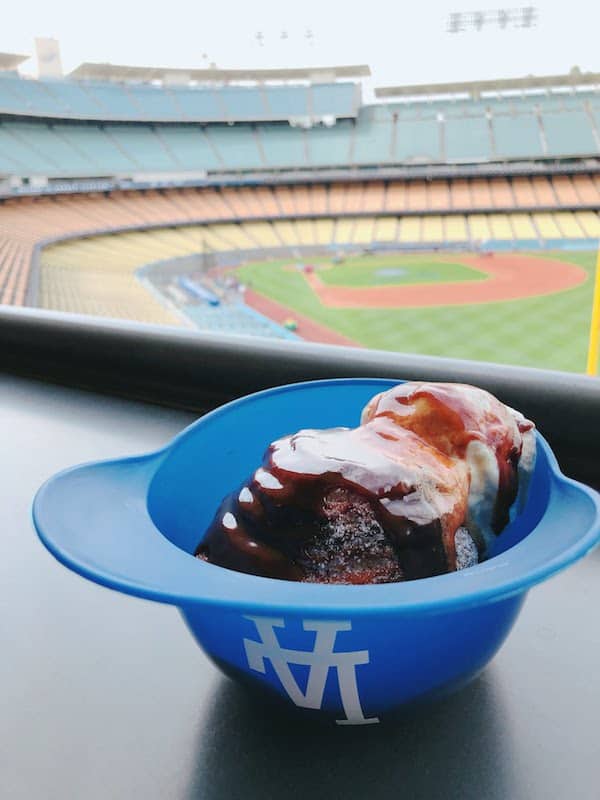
(243, 616, 379, 724)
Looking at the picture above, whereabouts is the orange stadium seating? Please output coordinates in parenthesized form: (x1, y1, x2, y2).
(552, 175, 580, 205)
(428, 180, 451, 210)
(470, 178, 493, 209)
(1, 176, 599, 308)
(531, 176, 557, 205)
(273, 185, 296, 216)
(490, 178, 515, 207)
(450, 180, 472, 208)
(572, 174, 600, 205)
(384, 182, 406, 213)
(512, 177, 537, 207)
(360, 181, 386, 212)
(327, 183, 347, 215)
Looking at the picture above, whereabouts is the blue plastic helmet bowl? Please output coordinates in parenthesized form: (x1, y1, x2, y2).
(33, 379, 600, 725)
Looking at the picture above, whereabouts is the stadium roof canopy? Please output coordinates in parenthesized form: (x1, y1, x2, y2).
(69, 62, 371, 83)
(375, 69, 600, 99)
(0, 52, 30, 71)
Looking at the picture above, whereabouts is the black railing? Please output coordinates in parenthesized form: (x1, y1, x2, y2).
(0, 305, 598, 488)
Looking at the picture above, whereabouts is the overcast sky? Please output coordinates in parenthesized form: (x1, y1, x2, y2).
(2, 0, 599, 92)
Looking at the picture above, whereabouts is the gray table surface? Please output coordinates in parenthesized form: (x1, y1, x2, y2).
(1, 373, 599, 800)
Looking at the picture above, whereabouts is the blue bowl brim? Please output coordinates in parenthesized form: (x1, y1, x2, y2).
(33, 378, 600, 614)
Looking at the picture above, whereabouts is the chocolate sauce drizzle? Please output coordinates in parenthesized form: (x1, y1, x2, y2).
(196, 383, 534, 584)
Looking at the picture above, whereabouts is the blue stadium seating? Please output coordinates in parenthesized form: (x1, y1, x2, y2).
(259, 125, 306, 168)
(8, 122, 96, 174)
(311, 83, 357, 117)
(0, 74, 70, 116)
(220, 87, 267, 121)
(492, 113, 544, 158)
(0, 121, 58, 172)
(0, 75, 25, 115)
(0, 80, 597, 177)
(305, 120, 353, 166)
(542, 111, 598, 156)
(43, 80, 104, 116)
(205, 125, 264, 170)
(0, 73, 357, 123)
(394, 118, 441, 162)
(171, 87, 222, 121)
(352, 107, 393, 164)
(127, 85, 182, 119)
(155, 126, 222, 171)
(183, 302, 295, 339)
(52, 123, 137, 173)
(445, 113, 492, 161)
(263, 86, 308, 118)
(82, 83, 137, 118)
(103, 125, 178, 170)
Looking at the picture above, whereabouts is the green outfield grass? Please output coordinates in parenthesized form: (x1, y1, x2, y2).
(237, 251, 596, 373)
(316, 253, 485, 287)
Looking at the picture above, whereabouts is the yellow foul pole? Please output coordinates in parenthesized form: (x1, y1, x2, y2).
(586, 246, 600, 376)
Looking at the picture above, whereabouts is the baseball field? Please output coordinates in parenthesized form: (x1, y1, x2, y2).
(236, 250, 597, 373)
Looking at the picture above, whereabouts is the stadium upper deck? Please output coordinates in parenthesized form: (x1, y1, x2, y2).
(0, 65, 599, 182)
(0, 71, 361, 123)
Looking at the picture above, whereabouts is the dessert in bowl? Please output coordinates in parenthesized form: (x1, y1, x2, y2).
(33, 379, 600, 724)
(197, 382, 536, 584)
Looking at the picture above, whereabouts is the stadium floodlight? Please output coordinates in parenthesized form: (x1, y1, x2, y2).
(447, 13, 465, 33)
(520, 5, 537, 27)
(447, 7, 539, 32)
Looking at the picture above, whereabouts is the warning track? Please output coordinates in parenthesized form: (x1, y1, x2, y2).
(244, 289, 359, 346)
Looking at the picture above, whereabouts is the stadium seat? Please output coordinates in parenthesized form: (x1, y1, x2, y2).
(467, 214, 492, 242)
(552, 176, 581, 206)
(511, 177, 537, 207)
(372, 217, 398, 242)
(575, 211, 600, 237)
(394, 117, 441, 162)
(444, 215, 469, 242)
(427, 181, 450, 210)
(532, 212, 562, 239)
(406, 181, 428, 211)
(488, 213, 514, 240)
(470, 178, 493, 209)
(382, 182, 406, 213)
(444, 113, 492, 161)
(492, 112, 543, 159)
(510, 213, 539, 240)
(305, 120, 353, 167)
(293, 220, 315, 245)
(313, 218, 335, 245)
(328, 183, 348, 215)
(333, 217, 356, 244)
(352, 217, 376, 244)
(451, 180, 472, 209)
(260, 125, 306, 168)
(542, 111, 599, 157)
(490, 178, 515, 207)
(398, 216, 422, 244)
(531, 177, 557, 206)
(421, 215, 444, 243)
(572, 174, 600, 205)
